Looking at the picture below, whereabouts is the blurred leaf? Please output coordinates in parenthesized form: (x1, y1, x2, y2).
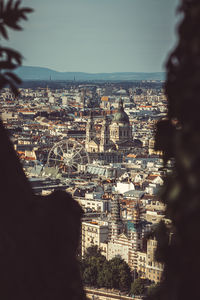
(0, 74, 9, 89)
(21, 8, 33, 14)
(0, 61, 18, 69)
(9, 80, 20, 97)
(4, 72, 21, 84)
(6, 0, 13, 11)
(0, 1, 4, 13)
(0, 1, 33, 95)
(6, 23, 22, 30)
(14, 0, 21, 10)
(0, 47, 22, 64)
(0, 25, 8, 39)
(0, 0, 33, 37)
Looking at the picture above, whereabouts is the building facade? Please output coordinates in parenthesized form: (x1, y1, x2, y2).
(85, 99, 133, 153)
(81, 220, 109, 257)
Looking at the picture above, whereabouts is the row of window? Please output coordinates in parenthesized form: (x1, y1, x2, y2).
(84, 227, 98, 233)
(110, 130, 130, 137)
(148, 269, 161, 275)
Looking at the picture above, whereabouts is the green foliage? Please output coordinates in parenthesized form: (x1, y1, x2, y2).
(130, 278, 145, 296)
(97, 260, 113, 288)
(82, 259, 98, 286)
(109, 257, 132, 291)
(81, 248, 132, 292)
(0, 0, 33, 96)
(145, 1, 200, 300)
(84, 245, 102, 259)
(81, 247, 106, 287)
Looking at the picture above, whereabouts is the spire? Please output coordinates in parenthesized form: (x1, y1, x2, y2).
(111, 195, 121, 223)
(109, 195, 123, 240)
(119, 98, 124, 110)
(89, 110, 93, 120)
(86, 110, 95, 148)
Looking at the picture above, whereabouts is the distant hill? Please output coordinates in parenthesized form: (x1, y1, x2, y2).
(14, 66, 165, 81)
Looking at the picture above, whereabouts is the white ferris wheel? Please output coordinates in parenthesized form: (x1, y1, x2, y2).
(47, 139, 89, 176)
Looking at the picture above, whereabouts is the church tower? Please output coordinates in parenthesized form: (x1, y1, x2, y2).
(110, 196, 123, 240)
(128, 202, 142, 271)
(85, 112, 95, 151)
(100, 115, 110, 152)
(81, 89, 86, 111)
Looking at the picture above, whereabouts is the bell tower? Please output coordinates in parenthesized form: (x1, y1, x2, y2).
(85, 112, 95, 151)
(110, 196, 123, 240)
(100, 115, 110, 152)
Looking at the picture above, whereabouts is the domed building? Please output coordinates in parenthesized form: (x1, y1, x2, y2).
(110, 99, 133, 148)
(85, 99, 134, 155)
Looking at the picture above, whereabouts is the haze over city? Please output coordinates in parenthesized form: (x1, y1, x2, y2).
(8, 0, 179, 73)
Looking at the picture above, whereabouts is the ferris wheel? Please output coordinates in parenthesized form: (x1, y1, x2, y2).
(47, 139, 90, 176)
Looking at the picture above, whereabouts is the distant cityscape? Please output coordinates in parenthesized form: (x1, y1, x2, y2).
(1, 79, 169, 298)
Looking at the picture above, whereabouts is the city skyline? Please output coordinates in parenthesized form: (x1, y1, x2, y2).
(8, 0, 180, 73)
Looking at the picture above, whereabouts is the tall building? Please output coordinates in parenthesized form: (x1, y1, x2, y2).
(145, 238, 163, 283)
(85, 112, 96, 152)
(80, 89, 86, 111)
(81, 220, 109, 257)
(128, 202, 142, 271)
(110, 196, 123, 240)
(107, 196, 129, 263)
(99, 115, 110, 152)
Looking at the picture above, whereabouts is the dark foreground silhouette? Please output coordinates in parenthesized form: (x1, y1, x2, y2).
(0, 120, 86, 300)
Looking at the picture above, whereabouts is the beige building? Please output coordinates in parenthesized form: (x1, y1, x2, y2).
(146, 200, 166, 212)
(148, 137, 162, 156)
(74, 196, 104, 212)
(81, 205, 163, 285)
(137, 251, 147, 279)
(107, 233, 129, 263)
(81, 220, 109, 257)
(144, 210, 165, 224)
(145, 238, 163, 283)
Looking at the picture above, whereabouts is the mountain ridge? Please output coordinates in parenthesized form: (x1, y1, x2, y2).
(14, 66, 165, 81)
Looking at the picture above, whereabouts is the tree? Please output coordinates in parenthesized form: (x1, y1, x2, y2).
(109, 257, 122, 289)
(82, 260, 98, 286)
(81, 251, 132, 292)
(108, 257, 132, 291)
(84, 245, 102, 259)
(0, 0, 33, 96)
(119, 266, 132, 292)
(81, 249, 106, 287)
(97, 260, 113, 288)
(130, 278, 145, 296)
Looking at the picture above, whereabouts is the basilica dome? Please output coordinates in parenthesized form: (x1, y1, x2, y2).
(112, 99, 129, 124)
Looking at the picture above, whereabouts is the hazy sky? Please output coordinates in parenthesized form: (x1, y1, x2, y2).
(8, 0, 180, 73)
